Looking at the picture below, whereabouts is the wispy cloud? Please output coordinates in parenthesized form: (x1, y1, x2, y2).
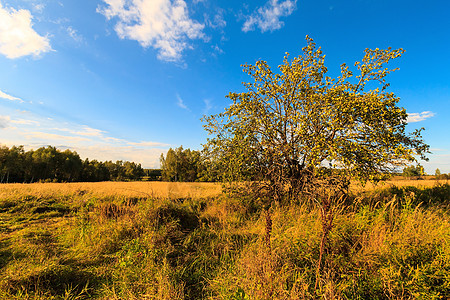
(32, 3, 45, 13)
(176, 94, 189, 110)
(68, 145, 166, 168)
(203, 98, 212, 115)
(0, 2, 52, 59)
(74, 126, 105, 137)
(0, 90, 23, 102)
(10, 118, 40, 126)
(128, 141, 169, 147)
(0, 115, 10, 128)
(407, 111, 435, 123)
(212, 44, 224, 55)
(98, 0, 204, 62)
(22, 131, 90, 143)
(242, 0, 297, 33)
(207, 9, 227, 29)
(53, 126, 108, 138)
(67, 26, 84, 43)
(0, 112, 169, 168)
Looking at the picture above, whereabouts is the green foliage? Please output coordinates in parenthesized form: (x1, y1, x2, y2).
(402, 164, 425, 178)
(203, 36, 429, 202)
(143, 168, 162, 181)
(160, 146, 204, 182)
(0, 145, 145, 183)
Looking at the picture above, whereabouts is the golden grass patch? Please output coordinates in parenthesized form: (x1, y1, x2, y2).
(1, 179, 445, 201)
(0, 181, 222, 200)
(350, 179, 447, 193)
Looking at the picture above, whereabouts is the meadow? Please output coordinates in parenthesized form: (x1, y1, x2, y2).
(0, 180, 449, 299)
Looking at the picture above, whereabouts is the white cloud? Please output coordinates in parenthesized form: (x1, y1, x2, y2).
(0, 90, 23, 102)
(103, 136, 126, 143)
(67, 26, 84, 43)
(70, 145, 166, 168)
(10, 118, 40, 126)
(242, 0, 297, 33)
(407, 111, 435, 123)
(128, 141, 170, 147)
(0, 3, 52, 59)
(0, 115, 11, 128)
(53, 125, 106, 137)
(0, 110, 169, 168)
(203, 98, 212, 115)
(212, 44, 224, 54)
(32, 3, 45, 13)
(74, 126, 105, 137)
(207, 10, 226, 29)
(98, 0, 204, 61)
(176, 94, 189, 110)
(23, 131, 90, 143)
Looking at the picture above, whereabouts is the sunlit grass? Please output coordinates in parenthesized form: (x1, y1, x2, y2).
(0, 181, 449, 299)
(1, 178, 443, 200)
(350, 179, 447, 193)
(0, 181, 222, 200)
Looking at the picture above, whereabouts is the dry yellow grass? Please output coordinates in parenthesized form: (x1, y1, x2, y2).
(1, 179, 446, 200)
(350, 179, 447, 192)
(0, 181, 222, 200)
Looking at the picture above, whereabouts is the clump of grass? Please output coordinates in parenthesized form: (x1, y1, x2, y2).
(208, 186, 450, 299)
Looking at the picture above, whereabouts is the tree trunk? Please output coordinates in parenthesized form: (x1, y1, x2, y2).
(265, 209, 272, 253)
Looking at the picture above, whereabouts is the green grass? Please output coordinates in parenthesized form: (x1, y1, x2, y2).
(0, 184, 449, 299)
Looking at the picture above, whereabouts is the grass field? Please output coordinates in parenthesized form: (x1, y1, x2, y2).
(0, 180, 449, 299)
(1, 179, 445, 198)
(0, 181, 222, 200)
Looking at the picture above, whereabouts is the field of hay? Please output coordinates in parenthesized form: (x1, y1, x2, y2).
(0, 180, 449, 299)
(0, 178, 444, 199)
(0, 181, 222, 200)
(350, 178, 448, 191)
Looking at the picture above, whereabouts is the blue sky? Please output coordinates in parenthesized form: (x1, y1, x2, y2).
(0, 0, 449, 173)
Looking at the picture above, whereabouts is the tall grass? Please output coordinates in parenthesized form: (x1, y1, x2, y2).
(0, 182, 222, 201)
(0, 182, 449, 299)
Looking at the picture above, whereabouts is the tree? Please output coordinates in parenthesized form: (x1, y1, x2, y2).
(145, 169, 162, 181)
(203, 37, 430, 289)
(203, 36, 429, 202)
(435, 168, 441, 179)
(402, 164, 424, 179)
(60, 149, 83, 182)
(160, 148, 179, 181)
(0, 144, 146, 183)
(123, 161, 145, 181)
(160, 146, 203, 182)
(0, 145, 25, 183)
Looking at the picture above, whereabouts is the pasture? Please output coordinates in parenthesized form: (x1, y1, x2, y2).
(0, 180, 449, 299)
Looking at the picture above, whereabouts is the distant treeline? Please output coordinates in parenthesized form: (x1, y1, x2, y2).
(0, 145, 149, 183)
(160, 146, 218, 182)
(160, 146, 450, 183)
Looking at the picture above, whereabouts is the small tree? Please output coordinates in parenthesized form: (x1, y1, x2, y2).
(160, 146, 203, 182)
(203, 36, 429, 291)
(435, 168, 441, 179)
(403, 164, 425, 179)
(203, 36, 429, 202)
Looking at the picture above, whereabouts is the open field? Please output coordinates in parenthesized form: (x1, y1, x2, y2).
(0, 182, 222, 200)
(350, 179, 449, 192)
(0, 178, 446, 199)
(0, 181, 449, 299)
